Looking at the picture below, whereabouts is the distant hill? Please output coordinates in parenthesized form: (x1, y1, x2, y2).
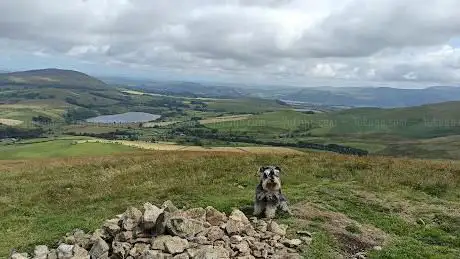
(0, 68, 108, 89)
(132, 81, 246, 98)
(280, 86, 460, 108)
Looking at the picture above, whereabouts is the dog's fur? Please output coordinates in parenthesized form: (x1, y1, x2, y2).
(253, 165, 292, 219)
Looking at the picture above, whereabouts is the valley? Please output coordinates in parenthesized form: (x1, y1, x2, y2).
(1, 69, 460, 258)
(2, 69, 460, 160)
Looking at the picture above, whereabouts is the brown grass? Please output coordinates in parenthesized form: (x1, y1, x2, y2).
(199, 114, 252, 125)
(77, 139, 303, 154)
(0, 118, 23, 126)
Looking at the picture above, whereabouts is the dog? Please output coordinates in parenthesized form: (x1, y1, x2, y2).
(253, 165, 292, 219)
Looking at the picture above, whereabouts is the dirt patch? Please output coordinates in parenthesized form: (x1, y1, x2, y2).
(0, 118, 23, 126)
(199, 114, 252, 124)
(77, 139, 303, 154)
(292, 202, 389, 256)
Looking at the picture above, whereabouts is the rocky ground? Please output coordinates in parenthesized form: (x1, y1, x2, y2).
(9, 201, 310, 259)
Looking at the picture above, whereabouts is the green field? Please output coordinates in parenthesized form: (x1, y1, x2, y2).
(204, 102, 460, 159)
(0, 139, 137, 160)
(1, 150, 459, 258)
(205, 98, 288, 114)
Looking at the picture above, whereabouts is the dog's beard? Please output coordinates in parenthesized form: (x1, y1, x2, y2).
(262, 178, 281, 192)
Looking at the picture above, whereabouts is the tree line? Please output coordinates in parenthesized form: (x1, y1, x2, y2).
(170, 124, 369, 156)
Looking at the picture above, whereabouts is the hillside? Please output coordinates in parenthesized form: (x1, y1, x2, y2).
(203, 101, 460, 159)
(208, 101, 460, 139)
(0, 68, 108, 89)
(280, 86, 460, 108)
(1, 150, 459, 258)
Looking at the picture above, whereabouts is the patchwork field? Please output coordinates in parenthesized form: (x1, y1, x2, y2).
(1, 151, 459, 258)
(199, 114, 252, 125)
(77, 139, 302, 154)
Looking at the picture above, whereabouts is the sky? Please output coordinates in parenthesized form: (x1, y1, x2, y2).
(0, 0, 460, 88)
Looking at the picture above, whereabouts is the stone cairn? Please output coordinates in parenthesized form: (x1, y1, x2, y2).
(10, 201, 311, 259)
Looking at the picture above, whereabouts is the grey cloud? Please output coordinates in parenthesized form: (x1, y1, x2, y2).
(0, 0, 460, 85)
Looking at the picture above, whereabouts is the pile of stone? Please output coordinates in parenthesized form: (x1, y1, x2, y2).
(10, 201, 309, 259)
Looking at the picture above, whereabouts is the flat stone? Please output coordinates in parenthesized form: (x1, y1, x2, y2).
(129, 243, 151, 257)
(206, 226, 225, 242)
(165, 237, 189, 254)
(122, 206, 143, 231)
(167, 217, 206, 238)
(230, 235, 243, 244)
(194, 246, 230, 259)
(229, 209, 249, 224)
(226, 219, 246, 235)
(232, 241, 251, 255)
(190, 236, 212, 245)
(33, 245, 49, 259)
(10, 253, 29, 259)
(255, 220, 268, 232)
(282, 239, 302, 248)
(141, 250, 173, 259)
(115, 231, 133, 242)
(57, 244, 74, 259)
(47, 250, 58, 259)
(72, 245, 89, 259)
(89, 238, 109, 259)
(184, 208, 207, 222)
(143, 203, 163, 230)
(152, 235, 173, 251)
(205, 207, 227, 226)
(173, 253, 190, 259)
(90, 229, 110, 243)
(267, 221, 287, 236)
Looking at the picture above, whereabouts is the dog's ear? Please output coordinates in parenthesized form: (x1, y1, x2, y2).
(257, 166, 267, 176)
(274, 166, 285, 176)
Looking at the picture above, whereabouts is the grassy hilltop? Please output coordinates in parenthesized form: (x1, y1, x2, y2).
(1, 150, 459, 258)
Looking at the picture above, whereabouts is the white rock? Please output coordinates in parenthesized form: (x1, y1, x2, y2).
(143, 203, 163, 229)
(56, 244, 74, 259)
(33, 245, 48, 259)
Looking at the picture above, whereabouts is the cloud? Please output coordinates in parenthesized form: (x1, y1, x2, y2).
(0, 0, 460, 86)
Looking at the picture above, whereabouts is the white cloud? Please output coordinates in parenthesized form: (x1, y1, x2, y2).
(0, 0, 460, 86)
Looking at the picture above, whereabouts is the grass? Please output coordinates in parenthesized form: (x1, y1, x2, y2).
(199, 114, 252, 125)
(76, 139, 302, 154)
(1, 150, 459, 258)
(0, 103, 66, 124)
(0, 139, 137, 160)
(205, 98, 288, 114)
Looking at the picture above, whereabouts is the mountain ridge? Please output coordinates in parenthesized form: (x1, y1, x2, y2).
(0, 68, 108, 89)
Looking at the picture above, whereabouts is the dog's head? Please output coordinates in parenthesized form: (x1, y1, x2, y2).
(259, 166, 282, 192)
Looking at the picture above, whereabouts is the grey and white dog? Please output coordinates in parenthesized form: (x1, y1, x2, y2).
(254, 166, 292, 219)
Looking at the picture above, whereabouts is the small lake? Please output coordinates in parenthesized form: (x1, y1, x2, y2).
(86, 112, 161, 124)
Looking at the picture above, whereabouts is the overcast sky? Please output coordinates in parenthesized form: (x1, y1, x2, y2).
(0, 0, 459, 87)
